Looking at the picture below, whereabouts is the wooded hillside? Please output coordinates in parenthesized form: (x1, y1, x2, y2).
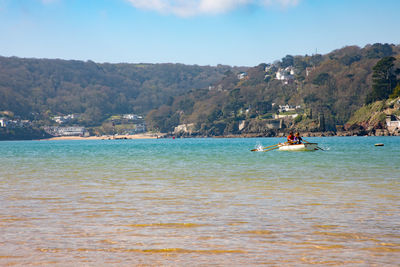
(0, 56, 244, 125)
(1, 43, 399, 136)
(146, 43, 400, 134)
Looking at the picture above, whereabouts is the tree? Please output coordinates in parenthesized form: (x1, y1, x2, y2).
(366, 57, 397, 103)
(365, 43, 393, 59)
(281, 55, 294, 68)
(339, 54, 361, 66)
(312, 73, 330, 86)
(293, 57, 308, 72)
(389, 83, 400, 99)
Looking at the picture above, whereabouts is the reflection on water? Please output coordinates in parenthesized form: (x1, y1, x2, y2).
(0, 137, 399, 265)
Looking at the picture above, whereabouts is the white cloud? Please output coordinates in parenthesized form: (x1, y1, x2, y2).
(126, 0, 300, 17)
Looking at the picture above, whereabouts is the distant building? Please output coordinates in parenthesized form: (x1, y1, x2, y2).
(123, 114, 138, 120)
(237, 72, 248, 80)
(45, 126, 87, 136)
(306, 67, 314, 77)
(386, 115, 400, 132)
(286, 66, 296, 75)
(0, 118, 31, 128)
(0, 117, 8, 127)
(278, 104, 300, 113)
(265, 64, 277, 73)
(275, 68, 295, 84)
(52, 114, 77, 124)
(59, 127, 86, 136)
(274, 114, 299, 119)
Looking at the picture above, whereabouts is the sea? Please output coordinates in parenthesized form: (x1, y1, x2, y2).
(0, 136, 399, 266)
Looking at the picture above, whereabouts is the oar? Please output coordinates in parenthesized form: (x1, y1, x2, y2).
(251, 144, 279, 151)
(303, 139, 324, 151)
(263, 146, 281, 152)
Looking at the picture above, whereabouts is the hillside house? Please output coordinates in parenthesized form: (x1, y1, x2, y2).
(123, 114, 138, 120)
(286, 66, 296, 75)
(306, 67, 314, 77)
(386, 115, 400, 132)
(274, 114, 299, 119)
(237, 72, 248, 80)
(52, 114, 76, 124)
(59, 127, 86, 136)
(45, 126, 87, 136)
(0, 117, 8, 127)
(0, 118, 31, 128)
(276, 68, 294, 84)
(278, 104, 301, 113)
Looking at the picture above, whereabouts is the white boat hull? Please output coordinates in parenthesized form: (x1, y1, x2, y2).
(278, 143, 318, 151)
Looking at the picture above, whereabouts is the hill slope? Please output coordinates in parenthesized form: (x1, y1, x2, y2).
(1, 43, 399, 137)
(0, 56, 245, 125)
(146, 43, 400, 135)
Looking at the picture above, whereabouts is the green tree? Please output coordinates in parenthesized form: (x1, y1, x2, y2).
(389, 83, 400, 99)
(366, 57, 397, 103)
(281, 55, 294, 68)
(312, 73, 330, 86)
(365, 43, 393, 59)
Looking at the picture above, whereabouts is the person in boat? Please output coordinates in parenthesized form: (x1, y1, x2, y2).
(294, 132, 303, 144)
(287, 131, 295, 144)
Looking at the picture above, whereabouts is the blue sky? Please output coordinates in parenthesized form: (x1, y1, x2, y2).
(0, 0, 399, 66)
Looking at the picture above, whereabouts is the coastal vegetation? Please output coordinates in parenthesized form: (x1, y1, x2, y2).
(147, 43, 400, 135)
(0, 57, 243, 125)
(1, 43, 400, 139)
(345, 97, 400, 135)
(0, 126, 50, 140)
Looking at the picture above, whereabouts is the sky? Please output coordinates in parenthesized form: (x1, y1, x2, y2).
(0, 0, 399, 66)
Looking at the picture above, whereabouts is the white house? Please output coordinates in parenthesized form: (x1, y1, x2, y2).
(278, 104, 301, 113)
(285, 66, 296, 75)
(58, 127, 86, 136)
(123, 114, 138, 120)
(386, 115, 400, 132)
(0, 118, 8, 127)
(276, 68, 294, 84)
(52, 114, 76, 124)
(274, 114, 299, 119)
(237, 72, 248, 80)
(45, 126, 87, 136)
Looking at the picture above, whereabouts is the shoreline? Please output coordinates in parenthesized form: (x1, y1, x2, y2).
(2, 132, 399, 141)
(44, 133, 161, 141)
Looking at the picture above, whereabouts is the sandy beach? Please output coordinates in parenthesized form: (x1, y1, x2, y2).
(45, 133, 161, 141)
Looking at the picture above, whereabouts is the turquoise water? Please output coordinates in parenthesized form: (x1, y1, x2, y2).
(0, 137, 399, 265)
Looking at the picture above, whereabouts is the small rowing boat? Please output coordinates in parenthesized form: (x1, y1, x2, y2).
(250, 140, 322, 152)
(278, 142, 318, 151)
